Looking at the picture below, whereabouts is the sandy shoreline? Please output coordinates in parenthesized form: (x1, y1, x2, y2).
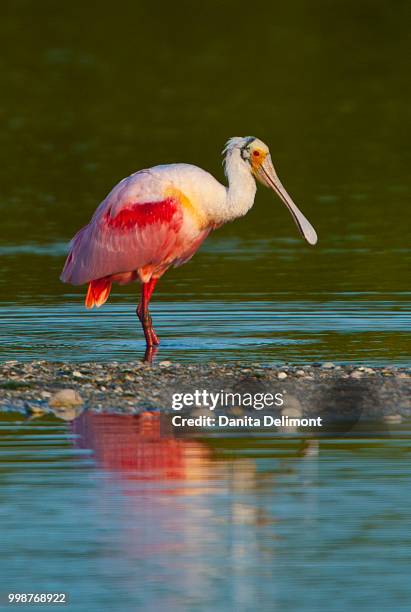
(0, 360, 409, 422)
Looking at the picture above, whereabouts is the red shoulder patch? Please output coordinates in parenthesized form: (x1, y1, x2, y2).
(104, 197, 180, 231)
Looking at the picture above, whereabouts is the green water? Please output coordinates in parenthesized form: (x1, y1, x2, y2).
(0, 0, 410, 363)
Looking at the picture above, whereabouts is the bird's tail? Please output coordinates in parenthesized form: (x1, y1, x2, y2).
(85, 278, 112, 309)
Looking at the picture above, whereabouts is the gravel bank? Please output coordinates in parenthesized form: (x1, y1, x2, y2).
(0, 361, 410, 421)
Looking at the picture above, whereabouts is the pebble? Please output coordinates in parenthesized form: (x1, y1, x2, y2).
(51, 405, 84, 421)
(27, 405, 46, 416)
(159, 361, 172, 368)
(49, 389, 84, 408)
(350, 371, 363, 379)
(281, 402, 303, 431)
(322, 362, 335, 369)
(282, 395, 302, 416)
(282, 406, 302, 418)
(277, 372, 288, 380)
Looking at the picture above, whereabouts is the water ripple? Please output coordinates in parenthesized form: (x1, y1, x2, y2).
(0, 300, 409, 364)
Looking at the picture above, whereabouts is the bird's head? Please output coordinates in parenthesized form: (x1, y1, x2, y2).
(223, 136, 317, 245)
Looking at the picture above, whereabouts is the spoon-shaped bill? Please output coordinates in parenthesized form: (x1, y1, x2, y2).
(257, 156, 318, 246)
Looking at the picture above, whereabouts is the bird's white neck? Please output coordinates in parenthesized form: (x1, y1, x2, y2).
(223, 148, 257, 222)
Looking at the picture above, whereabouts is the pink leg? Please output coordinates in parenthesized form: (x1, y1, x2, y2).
(143, 344, 158, 364)
(137, 278, 159, 347)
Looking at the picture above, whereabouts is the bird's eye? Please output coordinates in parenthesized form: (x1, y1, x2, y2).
(253, 150, 260, 157)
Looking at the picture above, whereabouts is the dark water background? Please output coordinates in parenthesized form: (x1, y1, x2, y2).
(1, 412, 411, 611)
(0, 0, 410, 362)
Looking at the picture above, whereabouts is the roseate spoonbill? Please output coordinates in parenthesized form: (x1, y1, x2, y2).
(61, 137, 317, 350)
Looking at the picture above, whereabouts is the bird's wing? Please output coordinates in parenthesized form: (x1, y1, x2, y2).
(61, 171, 188, 285)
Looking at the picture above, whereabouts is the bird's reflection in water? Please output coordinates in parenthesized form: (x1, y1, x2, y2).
(72, 411, 217, 492)
(71, 412, 318, 608)
(71, 411, 263, 497)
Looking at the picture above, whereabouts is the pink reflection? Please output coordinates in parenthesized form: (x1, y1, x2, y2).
(72, 412, 212, 487)
(68, 411, 315, 606)
(70, 412, 273, 605)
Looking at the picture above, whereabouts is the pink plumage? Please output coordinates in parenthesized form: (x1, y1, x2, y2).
(61, 196, 184, 286)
